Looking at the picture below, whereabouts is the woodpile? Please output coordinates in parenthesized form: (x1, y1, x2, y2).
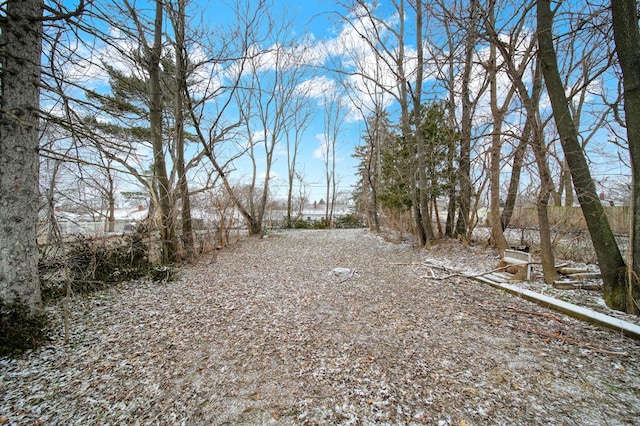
(553, 264, 601, 290)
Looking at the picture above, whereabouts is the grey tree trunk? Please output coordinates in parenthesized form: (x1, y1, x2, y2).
(149, 0, 177, 262)
(414, 0, 435, 246)
(172, 0, 194, 258)
(487, 11, 510, 254)
(0, 0, 44, 310)
(455, 0, 479, 240)
(500, 131, 527, 230)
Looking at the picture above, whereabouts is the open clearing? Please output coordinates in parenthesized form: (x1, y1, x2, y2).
(2, 229, 640, 425)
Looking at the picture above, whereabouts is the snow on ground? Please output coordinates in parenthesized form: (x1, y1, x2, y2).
(2, 229, 639, 425)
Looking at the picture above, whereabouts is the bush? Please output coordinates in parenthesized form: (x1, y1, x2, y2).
(310, 218, 330, 229)
(334, 214, 366, 229)
(293, 220, 310, 229)
(40, 223, 175, 301)
(0, 299, 51, 357)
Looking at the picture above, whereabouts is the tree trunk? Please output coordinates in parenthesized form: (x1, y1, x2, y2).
(489, 121, 508, 254)
(0, 0, 44, 310)
(561, 159, 573, 206)
(530, 116, 559, 283)
(611, 0, 640, 314)
(445, 134, 458, 237)
(107, 194, 116, 233)
(412, 183, 426, 245)
(173, 0, 194, 258)
(487, 23, 509, 255)
(529, 62, 558, 284)
(538, 0, 627, 310)
(414, 1, 435, 246)
(500, 131, 527, 230)
(149, 0, 177, 263)
(455, 0, 479, 240)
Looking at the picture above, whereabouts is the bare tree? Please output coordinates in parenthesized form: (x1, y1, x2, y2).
(424, 0, 489, 240)
(284, 81, 315, 227)
(222, 1, 313, 235)
(167, 0, 195, 257)
(319, 84, 348, 226)
(538, 0, 627, 310)
(483, 0, 514, 255)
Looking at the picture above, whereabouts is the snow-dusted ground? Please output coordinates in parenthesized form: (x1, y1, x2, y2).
(1, 229, 639, 425)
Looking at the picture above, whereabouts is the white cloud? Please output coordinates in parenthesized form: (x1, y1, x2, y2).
(296, 76, 336, 99)
(313, 133, 330, 160)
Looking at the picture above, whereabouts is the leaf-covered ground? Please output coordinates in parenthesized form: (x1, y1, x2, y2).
(2, 229, 639, 425)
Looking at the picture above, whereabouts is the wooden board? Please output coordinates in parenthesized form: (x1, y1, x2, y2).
(474, 276, 640, 340)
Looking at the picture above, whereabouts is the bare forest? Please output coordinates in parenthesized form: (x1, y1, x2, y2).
(1, 0, 640, 423)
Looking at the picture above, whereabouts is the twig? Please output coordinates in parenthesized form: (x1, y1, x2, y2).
(505, 307, 564, 323)
(423, 264, 514, 280)
(511, 325, 629, 356)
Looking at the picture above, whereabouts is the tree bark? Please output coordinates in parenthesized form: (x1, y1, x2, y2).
(172, 0, 194, 258)
(500, 130, 527, 230)
(538, 0, 626, 309)
(414, 0, 435, 246)
(487, 7, 510, 254)
(149, 0, 177, 263)
(0, 0, 44, 310)
(611, 0, 640, 313)
(454, 0, 479, 240)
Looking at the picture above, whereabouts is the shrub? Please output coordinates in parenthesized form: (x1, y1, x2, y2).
(334, 214, 366, 229)
(311, 218, 330, 229)
(39, 223, 175, 301)
(293, 220, 310, 229)
(0, 299, 51, 357)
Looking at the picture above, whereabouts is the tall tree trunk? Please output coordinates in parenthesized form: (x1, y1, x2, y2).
(149, 0, 177, 263)
(487, 14, 509, 254)
(393, 0, 426, 245)
(414, 0, 435, 245)
(173, 0, 194, 258)
(0, 0, 44, 310)
(611, 0, 640, 314)
(538, 0, 627, 310)
(489, 119, 508, 254)
(445, 134, 458, 237)
(518, 61, 558, 284)
(531, 137, 558, 284)
(528, 66, 559, 284)
(455, 0, 479, 240)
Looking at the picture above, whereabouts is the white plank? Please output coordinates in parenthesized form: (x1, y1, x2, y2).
(474, 276, 640, 340)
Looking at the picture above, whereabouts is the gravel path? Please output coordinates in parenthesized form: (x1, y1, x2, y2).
(2, 229, 640, 425)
